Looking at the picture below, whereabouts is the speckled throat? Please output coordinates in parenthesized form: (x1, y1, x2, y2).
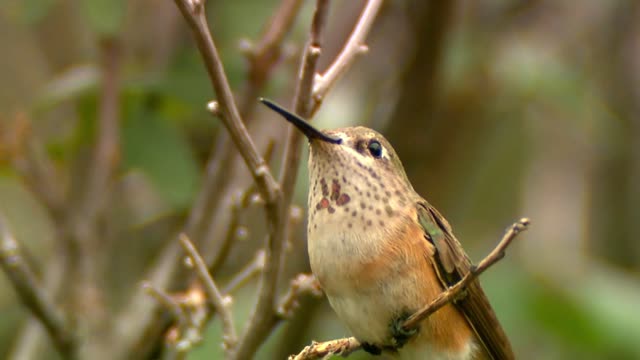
(304, 128, 418, 290)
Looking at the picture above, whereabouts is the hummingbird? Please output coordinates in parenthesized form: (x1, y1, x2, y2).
(261, 99, 515, 360)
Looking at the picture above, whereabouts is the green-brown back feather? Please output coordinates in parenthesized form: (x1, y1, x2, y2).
(417, 201, 515, 360)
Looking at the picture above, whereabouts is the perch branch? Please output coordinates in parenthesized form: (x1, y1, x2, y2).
(0, 216, 76, 358)
(403, 218, 530, 330)
(288, 337, 361, 360)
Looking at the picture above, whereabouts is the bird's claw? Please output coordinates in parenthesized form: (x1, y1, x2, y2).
(389, 313, 418, 349)
(361, 342, 382, 355)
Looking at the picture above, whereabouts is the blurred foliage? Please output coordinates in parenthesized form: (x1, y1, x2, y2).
(1, 0, 640, 359)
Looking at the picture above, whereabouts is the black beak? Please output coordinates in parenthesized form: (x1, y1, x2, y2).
(260, 98, 342, 144)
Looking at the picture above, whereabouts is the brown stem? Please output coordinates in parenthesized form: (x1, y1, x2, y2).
(229, 2, 331, 359)
(0, 216, 76, 359)
(239, 0, 304, 119)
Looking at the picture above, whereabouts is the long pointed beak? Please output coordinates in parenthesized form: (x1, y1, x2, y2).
(260, 98, 342, 144)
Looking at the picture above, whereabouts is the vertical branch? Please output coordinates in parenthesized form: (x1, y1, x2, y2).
(279, 0, 330, 242)
(384, 0, 456, 195)
(239, 0, 305, 118)
(112, 1, 302, 357)
(67, 37, 122, 345)
(84, 38, 122, 218)
(230, 3, 331, 359)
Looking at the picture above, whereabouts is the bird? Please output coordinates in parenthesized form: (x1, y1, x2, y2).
(261, 98, 515, 360)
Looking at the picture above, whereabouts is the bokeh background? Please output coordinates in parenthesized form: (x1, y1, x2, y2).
(1, 0, 640, 359)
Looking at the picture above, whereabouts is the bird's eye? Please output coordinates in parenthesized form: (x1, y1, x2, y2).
(368, 140, 383, 158)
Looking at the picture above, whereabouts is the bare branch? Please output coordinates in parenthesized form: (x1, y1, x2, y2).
(238, 0, 305, 118)
(0, 216, 76, 358)
(178, 234, 237, 352)
(250, 0, 303, 60)
(81, 38, 121, 224)
(172, 0, 280, 208)
(290, 0, 330, 118)
(402, 218, 530, 330)
(230, 2, 331, 359)
(289, 337, 361, 360)
(8, 253, 67, 359)
(311, 0, 383, 106)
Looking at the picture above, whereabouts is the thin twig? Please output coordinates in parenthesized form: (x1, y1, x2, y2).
(223, 250, 266, 294)
(8, 251, 67, 360)
(0, 216, 76, 358)
(288, 337, 361, 360)
(143, 282, 189, 331)
(402, 218, 530, 330)
(5, 113, 65, 217)
(311, 0, 383, 107)
(204, 191, 244, 274)
(178, 234, 237, 352)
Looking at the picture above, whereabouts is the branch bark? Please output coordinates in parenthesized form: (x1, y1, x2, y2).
(230, 2, 331, 358)
(0, 216, 76, 359)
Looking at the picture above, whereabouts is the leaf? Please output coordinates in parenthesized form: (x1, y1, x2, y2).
(122, 99, 199, 210)
(81, 0, 126, 36)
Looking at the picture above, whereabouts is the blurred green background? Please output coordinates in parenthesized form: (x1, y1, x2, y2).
(1, 0, 640, 359)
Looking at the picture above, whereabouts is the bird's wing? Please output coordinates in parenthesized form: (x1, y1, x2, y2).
(417, 201, 515, 360)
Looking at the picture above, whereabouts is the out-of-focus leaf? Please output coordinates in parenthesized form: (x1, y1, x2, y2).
(122, 99, 199, 210)
(575, 264, 640, 359)
(156, 51, 212, 109)
(3, 0, 57, 24)
(528, 282, 608, 353)
(35, 64, 100, 112)
(81, 0, 125, 36)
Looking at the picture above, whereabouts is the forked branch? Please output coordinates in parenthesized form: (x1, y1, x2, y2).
(311, 0, 383, 108)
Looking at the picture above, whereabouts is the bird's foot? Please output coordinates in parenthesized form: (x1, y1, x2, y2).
(361, 342, 382, 355)
(389, 313, 418, 349)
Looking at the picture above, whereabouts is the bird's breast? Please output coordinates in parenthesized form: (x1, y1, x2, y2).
(307, 208, 480, 359)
